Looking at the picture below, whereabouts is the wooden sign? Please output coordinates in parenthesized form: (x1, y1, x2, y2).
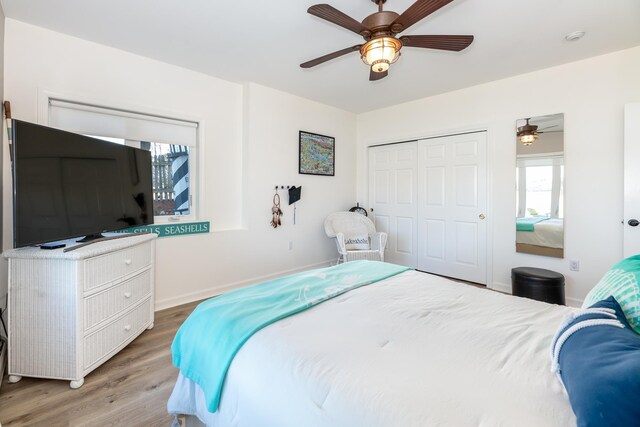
(114, 221, 210, 238)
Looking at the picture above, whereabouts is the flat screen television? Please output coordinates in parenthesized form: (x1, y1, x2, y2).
(12, 119, 154, 248)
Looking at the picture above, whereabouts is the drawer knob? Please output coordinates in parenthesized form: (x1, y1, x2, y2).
(123, 292, 132, 299)
(124, 324, 132, 332)
(125, 259, 132, 266)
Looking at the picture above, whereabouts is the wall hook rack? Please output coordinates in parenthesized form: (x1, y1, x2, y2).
(274, 185, 294, 190)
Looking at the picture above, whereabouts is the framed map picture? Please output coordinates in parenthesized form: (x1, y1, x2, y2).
(299, 131, 335, 176)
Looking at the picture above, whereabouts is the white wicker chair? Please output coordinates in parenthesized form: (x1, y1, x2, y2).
(324, 212, 387, 263)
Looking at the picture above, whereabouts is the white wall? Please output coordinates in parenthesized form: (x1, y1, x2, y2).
(357, 46, 640, 305)
(3, 19, 356, 309)
(239, 82, 356, 273)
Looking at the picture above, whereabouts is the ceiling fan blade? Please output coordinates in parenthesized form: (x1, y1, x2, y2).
(300, 45, 361, 68)
(400, 35, 474, 51)
(308, 4, 368, 36)
(391, 0, 455, 33)
(370, 69, 388, 81)
(538, 124, 559, 131)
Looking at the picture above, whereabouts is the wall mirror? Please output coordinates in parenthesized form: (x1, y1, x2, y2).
(515, 113, 564, 258)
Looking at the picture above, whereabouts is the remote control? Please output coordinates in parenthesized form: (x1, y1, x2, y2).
(40, 243, 66, 250)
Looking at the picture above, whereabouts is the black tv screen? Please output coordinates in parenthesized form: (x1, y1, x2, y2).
(12, 120, 153, 248)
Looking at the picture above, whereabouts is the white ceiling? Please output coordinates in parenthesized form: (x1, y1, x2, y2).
(2, 0, 640, 113)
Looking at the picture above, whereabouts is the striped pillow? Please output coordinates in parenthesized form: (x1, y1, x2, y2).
(552, 297, 640, 426)
(583, 255, 640, 334)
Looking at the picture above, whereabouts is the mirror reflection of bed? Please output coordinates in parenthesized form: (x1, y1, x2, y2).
(516, 217, 564, 257)
(515, 113, 564, 258)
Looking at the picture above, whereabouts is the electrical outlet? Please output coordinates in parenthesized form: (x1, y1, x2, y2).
(289, 241, 293, 251)
(569, 260, 580, 272)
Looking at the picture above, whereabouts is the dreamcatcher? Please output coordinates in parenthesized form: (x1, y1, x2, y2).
(270, 189, 283, 228)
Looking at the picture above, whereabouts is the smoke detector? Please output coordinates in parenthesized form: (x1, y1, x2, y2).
(565, 31, 586, 42)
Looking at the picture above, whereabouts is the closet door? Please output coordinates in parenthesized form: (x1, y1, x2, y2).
(417, 132, 487, 284)
(368, 142, 418, 267)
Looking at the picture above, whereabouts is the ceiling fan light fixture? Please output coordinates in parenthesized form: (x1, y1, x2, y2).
(361, 37, 401, 72)
(519, 133, 538, 145)
(517, 118, 539, 145)
(301, 0, 474, 81)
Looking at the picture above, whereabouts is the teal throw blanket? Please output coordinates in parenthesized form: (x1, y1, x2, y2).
(516, 216, 549, 232)
(171, 260, 411, 412)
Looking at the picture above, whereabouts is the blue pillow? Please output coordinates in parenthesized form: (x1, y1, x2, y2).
(551, 297, 640, 426)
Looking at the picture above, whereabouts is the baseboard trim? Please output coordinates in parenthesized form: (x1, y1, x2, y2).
(154, 260, 335, 311)
(490, 281, 512, 294)
(492, 281, 583, 307)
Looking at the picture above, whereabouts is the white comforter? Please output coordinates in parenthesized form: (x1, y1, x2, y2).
(168, 270, 576, 426)
(516, 218, 564, 248)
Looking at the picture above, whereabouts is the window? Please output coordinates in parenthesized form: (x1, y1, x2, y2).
(148, 143, 191, 216)
(525, 165, 553, 217)
(49, 99, 198, 222)
(516, 156, 563, 219)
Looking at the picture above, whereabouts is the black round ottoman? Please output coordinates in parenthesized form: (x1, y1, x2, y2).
(511, 267, 565, 305)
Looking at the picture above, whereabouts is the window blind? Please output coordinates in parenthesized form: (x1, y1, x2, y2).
(48, 99, 197, 146)
(517, 155, 563, 168)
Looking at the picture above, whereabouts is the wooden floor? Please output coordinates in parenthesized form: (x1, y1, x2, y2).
(0, 301, 200, 427)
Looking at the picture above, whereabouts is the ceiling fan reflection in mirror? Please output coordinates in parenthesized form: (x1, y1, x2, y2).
(300, 0, 474, 81)
(517, 118, 560, 145)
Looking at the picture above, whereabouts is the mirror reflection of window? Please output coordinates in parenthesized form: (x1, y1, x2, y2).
(517, 157, 563, 218)
(526, 165, 552, 217)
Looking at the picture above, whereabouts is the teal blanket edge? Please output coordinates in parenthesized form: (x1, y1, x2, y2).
(516, 217, 549, 232)
(171, 260, 411, 412)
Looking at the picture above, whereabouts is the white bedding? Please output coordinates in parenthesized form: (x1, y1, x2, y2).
(168, 270, 576, 426)
(516, 218, 564, 248)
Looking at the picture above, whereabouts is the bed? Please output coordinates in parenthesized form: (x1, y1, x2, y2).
(516, 218, 564, 258)
(168, 265, 576, 426)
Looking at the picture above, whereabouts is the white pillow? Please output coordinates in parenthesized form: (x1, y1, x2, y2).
(344, 235, 369, 250)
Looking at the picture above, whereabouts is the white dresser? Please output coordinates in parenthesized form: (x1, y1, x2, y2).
(3, 233, 156, 388)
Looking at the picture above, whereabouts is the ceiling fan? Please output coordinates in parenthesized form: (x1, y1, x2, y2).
(300, 0, 474, 81)
(517, 118, 559, 145)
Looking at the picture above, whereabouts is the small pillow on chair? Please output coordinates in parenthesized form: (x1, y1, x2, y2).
(344, 235, 369, 250)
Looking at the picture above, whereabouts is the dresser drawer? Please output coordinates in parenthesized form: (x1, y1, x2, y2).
(83, 298, 152, 370)
(84, 269, 152, 331)
(84, 242, 151, 292)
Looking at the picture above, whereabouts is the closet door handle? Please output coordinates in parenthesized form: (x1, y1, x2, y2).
(479, 214, 486, 220)
(629, 219, 639, 227)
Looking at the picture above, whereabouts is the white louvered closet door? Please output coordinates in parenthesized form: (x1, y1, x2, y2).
(368, 142, 418, 267)
(417, 132, 487, 284)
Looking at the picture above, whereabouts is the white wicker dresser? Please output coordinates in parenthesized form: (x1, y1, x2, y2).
(3, 233, 156, 388)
